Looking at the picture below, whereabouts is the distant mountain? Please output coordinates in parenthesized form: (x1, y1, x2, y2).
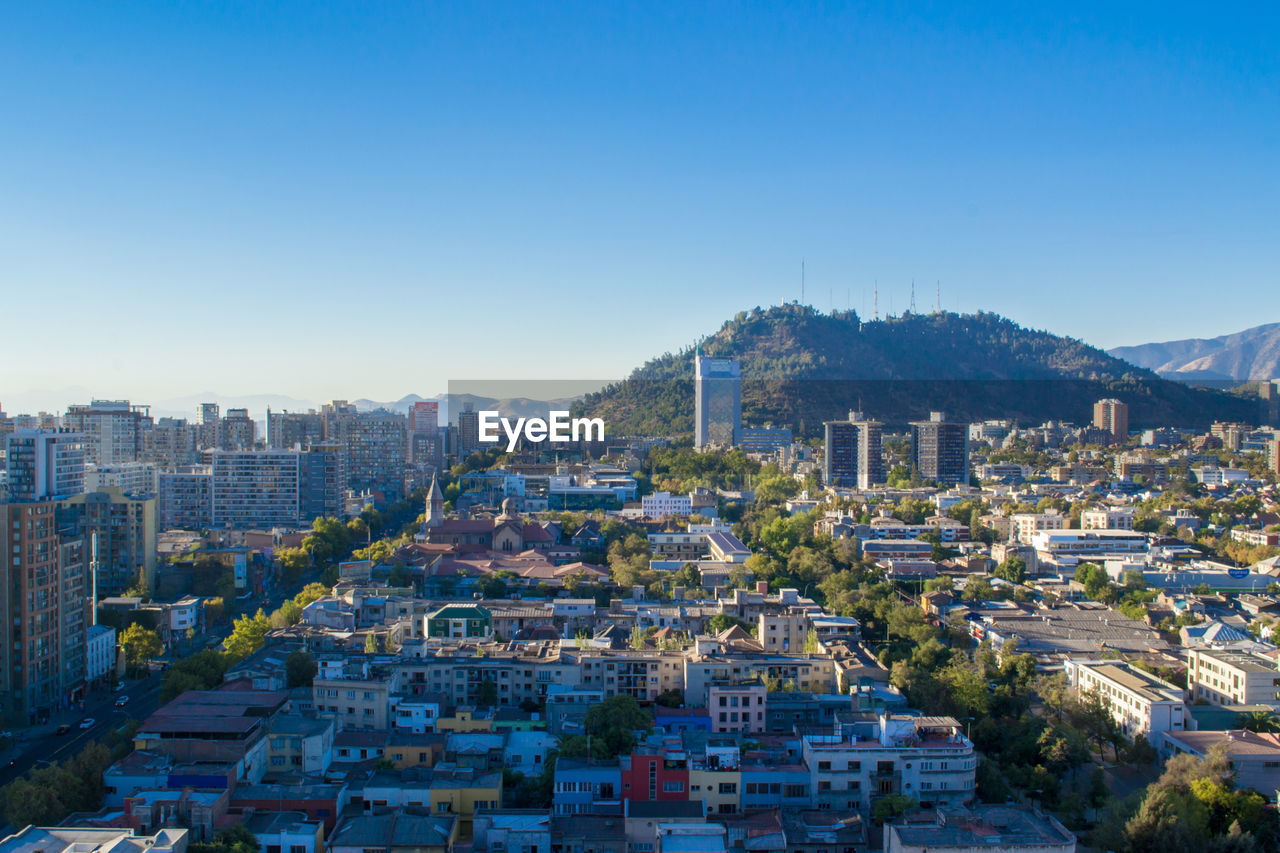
(575, 304, 1260, 435)
(1109, 322, 1280, 383)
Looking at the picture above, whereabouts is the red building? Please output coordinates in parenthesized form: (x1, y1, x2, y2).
(620, 741, 689, 802)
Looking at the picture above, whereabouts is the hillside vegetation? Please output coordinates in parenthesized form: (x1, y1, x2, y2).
(575, 304, 1259, 436)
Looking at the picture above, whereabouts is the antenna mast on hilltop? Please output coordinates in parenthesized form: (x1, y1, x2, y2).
(910, 280, 916, 314)
(874, 281, 879, 320)
(936, 280, 941, 312)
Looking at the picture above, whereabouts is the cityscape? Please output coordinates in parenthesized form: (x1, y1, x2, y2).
(2, 4, 1279, 853)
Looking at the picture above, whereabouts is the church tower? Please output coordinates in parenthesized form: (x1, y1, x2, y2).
(424, 475, 444, 529)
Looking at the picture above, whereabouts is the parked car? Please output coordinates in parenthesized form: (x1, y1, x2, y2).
(114, 695, 130, 707)
(55, 724, 71, 735)
(79, 717, 95, 729)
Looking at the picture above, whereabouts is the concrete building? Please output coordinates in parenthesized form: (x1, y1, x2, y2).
(5, 429, 86, 501)
(1092, 398, 1128, 443)
(87, 623, 118, 683)
(738, 426, 792, 454)
(220, 408, 256, 450)
(824, 413, 883, 490)
(64, 400, 152, 464)
(0, 502, 88, 722)
(642, 491, 693, 518)
(1063, 660, 1185, 742)
(801, 714, 976, 815)
(157, 468, 213, 531)
(211, 450, 302, 529)
(1080, 507, 1135, 531)
(695, 355, 741, 450)
(267, 409, 325, 450)
(885, 806, 1076, 853)
(1012, 512, 1066, 545)
(909, 412, 969, 487)
(84, 462, 157, 497)
(1185, 648, 1280, 708)
(707, 679, 766, 734)
(60, 487, 158, 597)
(0, 827, 188, 853)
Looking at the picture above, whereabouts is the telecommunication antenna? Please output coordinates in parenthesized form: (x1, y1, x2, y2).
(910, 280, 916, 314)
(936, 280, 941, 313)
(874, 281, 879, 320)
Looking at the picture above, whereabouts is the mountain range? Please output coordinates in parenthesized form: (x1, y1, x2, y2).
(574, 305, 1262, 435)
(1108, 322, 1280, 383)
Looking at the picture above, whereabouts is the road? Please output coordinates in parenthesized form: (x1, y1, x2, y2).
(0, 670, 166, 786)
(0, 572, 302, 787)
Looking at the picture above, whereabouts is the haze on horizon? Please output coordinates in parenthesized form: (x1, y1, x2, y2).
(2, 2, 1277, 410)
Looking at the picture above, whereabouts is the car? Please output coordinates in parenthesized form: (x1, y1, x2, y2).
(79, 717, 95, 729)
(114, 695, 130, 707)
(114, 682, 128, 692)
(55, 724, 71, 735)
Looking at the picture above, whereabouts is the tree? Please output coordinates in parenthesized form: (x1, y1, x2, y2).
(994, 555, 1026, 584)
(706, 613, 753, 635)
(1239, 710, 1280, 733)
(364, 632, 379, 654)
(581, 695, 653, 759)
(476, 678, 499, 708)
(120, 623, 162, 674)
(189, 824, 261, 853)
(294, 582, 329, 608)
(285, 650, 317, 688)
(223, 609, 270, 662)
(871, 794, 917, 825)
(161, 649, 228, 701)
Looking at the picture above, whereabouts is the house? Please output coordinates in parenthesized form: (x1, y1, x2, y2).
(328, 813, 458, 853)
(884, 805, 1076, 853)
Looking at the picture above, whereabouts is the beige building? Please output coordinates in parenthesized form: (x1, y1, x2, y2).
(1185, 648, 1280, 708)
(1063, 659, 1185, 741)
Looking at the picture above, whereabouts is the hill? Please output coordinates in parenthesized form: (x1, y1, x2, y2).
(1109, 322, 1280, 383)
(575, 305, 1261, 436)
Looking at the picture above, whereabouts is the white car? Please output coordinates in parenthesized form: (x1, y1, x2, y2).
(114, 695, 130, 707)
(79, 717, 95, 729)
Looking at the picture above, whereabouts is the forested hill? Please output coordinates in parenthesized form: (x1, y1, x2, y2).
(574, 304, 1260, 436)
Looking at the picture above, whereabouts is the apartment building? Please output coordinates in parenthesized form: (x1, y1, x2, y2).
(157, 468, 213, 531)
(909, 412, 970, 487)
(707, 680, 766, 734)
(641, 492, 692, 519)
(0, 502, 88, 722)
(314, 676, 392, 730)
(1012, 511, 1065, 545)
(1063, 659, 1185, 741)
(801, 715, 976, 814)
(5, 429, 86, 501)
(63, 400, 153, 464)
(1080, 507, 1135, 531)
(1185, 648, 1280, 708)
(211, 450, 302, 529)
(1029, 529, 1149, 557)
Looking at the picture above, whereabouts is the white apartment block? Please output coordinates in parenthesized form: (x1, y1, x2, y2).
(86, 624, 117, 682)
(641, 491, 693, 518)
(1185, 648, 1280, 708)
(1064, 659, 1185, 742)
(1080, 507, 1135, 531)
(85, 462, 157, 497)
(802, 715, 976, 813)
(1029, 529, 1149, 557)
(1012, 511, 1066, 544)
(210, 450, 301, 529)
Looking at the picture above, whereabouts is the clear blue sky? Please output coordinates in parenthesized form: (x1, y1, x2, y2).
(2, 1, 1277, 411)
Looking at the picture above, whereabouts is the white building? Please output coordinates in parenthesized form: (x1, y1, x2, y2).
(1030, 529, 1149, 557)
(86, 624, 117, 683)
(1191, 467, 1249, 486)
(1080, 507, 1135, 531)
(885, 805, 1077, 853)
(1185, 648, 1280, 708)
(1012, 511, 1066, 544)
(801, 714, 976, 814)
(85, 462, 157, 497)
(210, 450, 302, 529)
(1063, 659, 1185, 743)
(641, 491, 693, 519)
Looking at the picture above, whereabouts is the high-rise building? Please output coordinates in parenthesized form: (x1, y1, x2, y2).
(83, 462, 157, 497)
(0, 501, 88, 722)
(220, 408, 256, 450)
(457, 403, 480, 458)
(57, 488, 158, 598)
(4, 429, 86, 501)
(198, 402, 221, 450)
(344, 410, 407, 501)
(157, 467, 214, 531)
(1092, 398, 1129, 443)
(210, 450, 303, 529)
(910, 411, 970, 486)
(823, 412, 883, 489)
(143, 417, 200, 470)
(63, 400, 152, 464)
(300, 442, 345, 522)
(267, 409, 324, 450)
(408, 400, 441, 466)
(695, 354, 741, 449)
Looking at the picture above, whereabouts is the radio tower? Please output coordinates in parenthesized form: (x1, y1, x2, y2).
(909, 280, 916, 314)
(936, 280, 941, 313)
(874, 281, 879, 320)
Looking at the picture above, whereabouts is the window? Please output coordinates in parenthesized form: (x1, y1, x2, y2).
(663, 781, 685, 793)
(719, 782, 737, 794)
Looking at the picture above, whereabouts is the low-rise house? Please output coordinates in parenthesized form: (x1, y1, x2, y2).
(884, 805, 1076, 853)
(244, 811, 325, 853)
(329, 813, 458, 853)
